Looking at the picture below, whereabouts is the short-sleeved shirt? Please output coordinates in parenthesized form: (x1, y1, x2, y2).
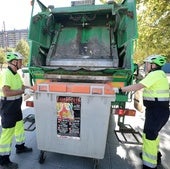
(0, 68, 23, 127)
(140, 70, 169, 99)
(0, 68, 23, 97)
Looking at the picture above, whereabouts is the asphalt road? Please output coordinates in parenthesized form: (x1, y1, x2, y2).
(3, 100, 168, 169)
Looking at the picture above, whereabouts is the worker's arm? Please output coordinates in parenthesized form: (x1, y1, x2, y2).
(2, 85, 24, 97)
(121, 83, 145, 92)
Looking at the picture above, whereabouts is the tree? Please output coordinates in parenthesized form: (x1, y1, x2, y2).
(134, 0, 170, 63)
(15, 39, 30, 66)
(0, 48, 5, 69)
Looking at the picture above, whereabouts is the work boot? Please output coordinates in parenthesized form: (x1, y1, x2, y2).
(0, 161, 18, 169)
(15, 143, 32, 154)
(157, 152, 162, 165)
(142, 165, 157, 169)
(140, 152, 162, 165)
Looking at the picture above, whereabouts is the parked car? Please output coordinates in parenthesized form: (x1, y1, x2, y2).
(162, 63, 170, 73)
(162, 63, 170, 84)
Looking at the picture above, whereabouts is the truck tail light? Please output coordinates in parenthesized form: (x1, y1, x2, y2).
(114, 108, 136, 116)
(30, 0, 34, 6)
(26, 101, 34, 107)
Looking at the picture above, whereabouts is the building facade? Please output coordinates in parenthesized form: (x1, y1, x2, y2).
(0, 29, 28, 48)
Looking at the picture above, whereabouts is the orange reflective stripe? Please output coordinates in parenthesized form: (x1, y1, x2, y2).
(49, 83, 67, 92)
(71, 84, 90, 93)
(35, 82, 117, 95)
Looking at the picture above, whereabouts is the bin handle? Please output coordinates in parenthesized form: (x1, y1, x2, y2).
(90, 85, 104, 95)
(37, 83, 49, 92)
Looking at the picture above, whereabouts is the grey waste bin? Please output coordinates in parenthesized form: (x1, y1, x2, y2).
(33, 84, 115, 164)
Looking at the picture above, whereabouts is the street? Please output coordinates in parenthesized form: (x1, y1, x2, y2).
(1, 99, 168, 169)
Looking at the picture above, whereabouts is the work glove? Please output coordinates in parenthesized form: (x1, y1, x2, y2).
(114, 88, 119, 93)
(114, 88, 123, 94)
(24, 88, 34, 96)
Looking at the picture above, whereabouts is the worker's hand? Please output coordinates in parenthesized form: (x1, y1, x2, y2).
(114, 88, 119, 93)
(24, 88, 34, 96)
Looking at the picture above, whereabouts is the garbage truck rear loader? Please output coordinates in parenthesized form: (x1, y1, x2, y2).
(26, 0, 141, 165)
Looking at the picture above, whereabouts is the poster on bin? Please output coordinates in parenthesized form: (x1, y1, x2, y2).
(56, 96, 81, 138)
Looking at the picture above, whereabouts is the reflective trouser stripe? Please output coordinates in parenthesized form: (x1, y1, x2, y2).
(0, 120, 25, 156)
(142, 133, 159, 168)
(0, 127, 14, 155)
(0, 95, 22, 101)
(15, 120, 25, 145)
(143, 97, 169, 101)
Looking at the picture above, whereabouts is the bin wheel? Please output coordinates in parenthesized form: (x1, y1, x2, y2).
(39, 150, 46, 164)
(93, 159, 99, 169)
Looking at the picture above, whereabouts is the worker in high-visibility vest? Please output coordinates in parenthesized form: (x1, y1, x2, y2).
(0, 52, 33, 169)
(117, 55, 169, 169)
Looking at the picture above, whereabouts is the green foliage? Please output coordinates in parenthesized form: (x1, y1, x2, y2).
(15, 39, 30, 66)
(134, 0, 170, 64)
(0, 48, 5, 68)
(0, 48, 16, 68)
(0, 40, 29, 67)
(6, 48, 14, 52)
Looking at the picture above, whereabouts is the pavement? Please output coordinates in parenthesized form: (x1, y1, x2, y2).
(0, 99, 169, 169)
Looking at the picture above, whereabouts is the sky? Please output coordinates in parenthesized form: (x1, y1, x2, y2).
(0, 0, 32, 30)
(0, 0, 102, 31)
(0, 0, 74, 31)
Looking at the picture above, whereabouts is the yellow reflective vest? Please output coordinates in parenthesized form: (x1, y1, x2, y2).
(0, 68, 23, 97)
(140, 70, 169, 101)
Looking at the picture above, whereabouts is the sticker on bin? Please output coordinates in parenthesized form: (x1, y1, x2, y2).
(56, 96, 81, 139)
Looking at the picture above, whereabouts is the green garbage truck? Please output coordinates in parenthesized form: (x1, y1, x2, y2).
(25, 0, 141, 165)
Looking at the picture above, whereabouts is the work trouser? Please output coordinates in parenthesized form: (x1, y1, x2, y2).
(0, 97, 25, 156)
(142, 100, 169, 168)
(0, 120, 25, 156)
(142, 133, 159, 168)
